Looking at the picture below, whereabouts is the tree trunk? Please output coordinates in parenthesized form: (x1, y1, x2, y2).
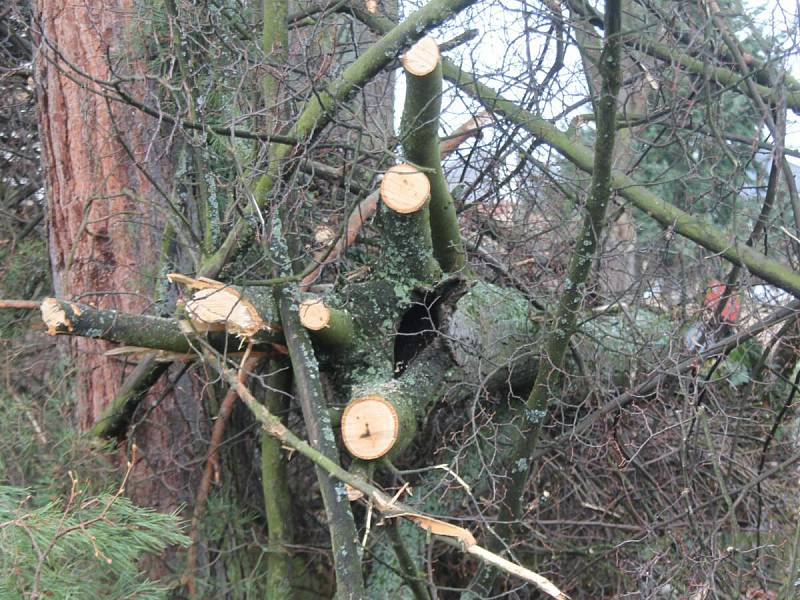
(35, 0, 165, 427)
(34, 0, 205, 578)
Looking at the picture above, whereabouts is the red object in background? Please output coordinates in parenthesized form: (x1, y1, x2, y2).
(703, 279, 742, 323)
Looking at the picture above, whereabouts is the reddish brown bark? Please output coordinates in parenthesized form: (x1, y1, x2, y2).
(34, 3, 206, 577)
(35, 0, 167, 428)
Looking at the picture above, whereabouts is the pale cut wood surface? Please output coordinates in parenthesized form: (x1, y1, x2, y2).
(402, 35, 440, 76)
(380, 163, 431, 214)
(185, 287, 262, 337)
(299, 298, 331, 330)
(341, 395, 400, 459)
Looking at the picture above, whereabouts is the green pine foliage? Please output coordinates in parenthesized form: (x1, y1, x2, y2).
(0, 223, 189, 599)
(0, 482, 189, 599)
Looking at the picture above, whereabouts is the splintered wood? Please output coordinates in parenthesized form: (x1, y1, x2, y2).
(402, 35, 440, 76)
(380, 163, 430, 214)
(185, 287, 262, 337)
(40, 298, 75, 335)
(340, 395, 399, 460)
(168, 273, 272, 339)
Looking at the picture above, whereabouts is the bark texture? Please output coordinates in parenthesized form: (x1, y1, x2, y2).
(34, 0, 205, 578)
(35, 0, 167, 428)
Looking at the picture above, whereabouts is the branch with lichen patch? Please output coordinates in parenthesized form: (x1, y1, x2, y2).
(41, 298, 200, 353)
(278, 288, 366, 598)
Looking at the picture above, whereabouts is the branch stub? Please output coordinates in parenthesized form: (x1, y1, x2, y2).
(380, 163, 431, 214)
(341, 395, 400, 460)
(41, 298, 72, 335)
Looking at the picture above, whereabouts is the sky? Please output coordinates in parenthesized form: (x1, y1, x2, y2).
(395, 0, 800, 166)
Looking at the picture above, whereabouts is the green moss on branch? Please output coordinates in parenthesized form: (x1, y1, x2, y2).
(378, 202, 442, 284)
(259, 359, 296, 600)
(350, 2, 800, 298)
(401, 43, 466, 272)
(439, 61, 800, 298)
(299, 297, 355, 348)
(89, 355, 170, 438)
(41, 298, 197, 353)
(202, 0, 479, 278)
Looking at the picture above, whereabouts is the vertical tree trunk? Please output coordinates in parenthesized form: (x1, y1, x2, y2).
(573, 0, 644, 299)
(35, 0, 165, 426)
(34, 0, 204, 577)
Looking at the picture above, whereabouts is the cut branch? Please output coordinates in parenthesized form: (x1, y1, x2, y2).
(202, 0, 480, 278)
(40, 295, 282, 439)
(350, 2, 800, 298)
(380, 163, 431, 214)
(341, 395, 402, 460)
(401, 36, 466, 272)
(340, 282, 542, 462)
(41, 298, 200, 354)
(438, 111, 491, 157)
(300, 113, 487, 290)
(402, 35, 440, 76)
(298, 297, 354, 347)
(169, 274, 280, 342)
(379, 164, 441, 283)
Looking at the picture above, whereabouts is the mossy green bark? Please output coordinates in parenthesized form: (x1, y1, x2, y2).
(318, 280, 404, 390)
(378, 201, 442, 284)
(278, 289, 366, 599)
(350, 5, 800, 299)
(203, 0, 479, 278)
(444, 281, 540, 392)
(43, 299, 199, 353)
(401, 61, 466, 272)
(440, 59, 800, 298)
(89, 355, 170, 438)
(367, 520, 428, 600)
(344, 281, 544, 462)
(259, 360, 295, 600)
(261, 0, 289, 186)
(303, 299, 355, 349)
